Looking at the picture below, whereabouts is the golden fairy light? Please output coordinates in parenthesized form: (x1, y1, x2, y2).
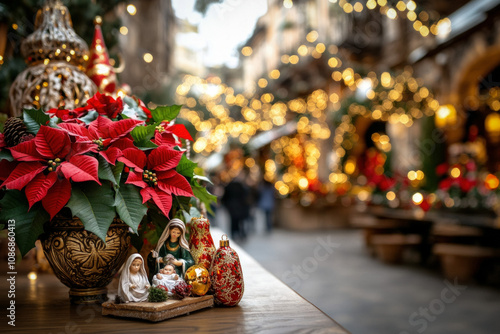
(127, 4, 137, 15)
(328, 0, 448, 38)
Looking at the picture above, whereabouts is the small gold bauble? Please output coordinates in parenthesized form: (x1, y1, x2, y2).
(184, 265, 210, 296)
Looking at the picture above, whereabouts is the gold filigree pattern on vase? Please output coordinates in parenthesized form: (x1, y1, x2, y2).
(9, 0, 96, 116)
(40, 217, 130, 304)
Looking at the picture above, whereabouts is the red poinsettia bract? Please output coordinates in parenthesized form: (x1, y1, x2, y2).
(86, 91, 123, 119)
(47, 107, 89, 122)
(58, 116, 143, 164)
(1, 126, 100, 218)
(121, 146, 193, 217)
(153, 122, 193, 147)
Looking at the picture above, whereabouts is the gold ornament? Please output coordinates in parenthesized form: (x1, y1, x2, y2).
(9, 0, 97, 116)
(40, 217, 130, 304)
(184, 264, 211, 296)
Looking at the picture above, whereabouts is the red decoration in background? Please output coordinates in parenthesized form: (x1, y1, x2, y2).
(86, 20, 117, 94)
(189, 216, 216, 270)
(210, 235, 244, 307)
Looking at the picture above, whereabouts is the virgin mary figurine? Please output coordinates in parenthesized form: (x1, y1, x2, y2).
(147, 218, 195, 282)
(118, 253, 150, 303)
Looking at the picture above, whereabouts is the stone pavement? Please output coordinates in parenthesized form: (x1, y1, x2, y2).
(213, 207, 500, 334)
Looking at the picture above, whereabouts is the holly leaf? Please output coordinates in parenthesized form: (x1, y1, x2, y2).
(114, 184, 148, 233)
(23, 108, 51, 134)
(0, 190, 48, 256)
(66, 182, 115, 241)
(176, 154, 197, 178)
(150, 105, 181, 123)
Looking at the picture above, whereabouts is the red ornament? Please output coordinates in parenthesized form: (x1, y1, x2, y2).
(189, 216, 216, 270)
(210, 235, 244, 306)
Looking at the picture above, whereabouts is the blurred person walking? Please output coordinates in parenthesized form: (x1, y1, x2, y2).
(222, 171, 250, 241)
(257, 180, 276, 232)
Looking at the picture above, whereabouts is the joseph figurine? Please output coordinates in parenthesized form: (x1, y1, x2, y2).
(147, 219, 195, 282)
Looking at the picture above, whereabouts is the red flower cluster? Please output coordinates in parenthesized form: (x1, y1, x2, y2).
(2, 126, 99, 218)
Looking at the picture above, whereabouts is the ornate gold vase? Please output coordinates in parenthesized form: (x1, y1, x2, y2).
(39, 217, 130, 304)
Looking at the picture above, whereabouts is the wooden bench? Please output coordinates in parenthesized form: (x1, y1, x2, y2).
(351, 216, 409, 251)
(371, 234, 422, 264)
(431, 224, 483, 245)
(433, 243, 498, 282)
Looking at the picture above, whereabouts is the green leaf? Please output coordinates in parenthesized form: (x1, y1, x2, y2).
(79, 110, 99, 124)
(149, 208, 169, 243)
(114, 184, 148, 233)
(175, 196, 192, 213)
(97, 155, 118, 186)
(176, 154, 197, 178)
(193, 174, 213, 184)
(0, 150, 13, 162)
(181, 206, 201, 222)
(111, 162, 125, 185)
(23, 108, 51, 134)
(131, 124, 156, 143)
(0, 190, 48, 256)
(135, 140, 158, 150)
(191, 181, 218, 215)
(150, 105, 181, 123)
(122, 96, 148, 121)
(66, 182, 115, 241)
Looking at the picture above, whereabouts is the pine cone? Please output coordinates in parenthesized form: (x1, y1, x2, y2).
(3, 117, 28, 147)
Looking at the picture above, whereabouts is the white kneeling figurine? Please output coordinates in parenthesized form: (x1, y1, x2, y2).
(118, 253, 150, 303)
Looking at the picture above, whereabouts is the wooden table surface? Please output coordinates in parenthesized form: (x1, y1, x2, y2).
(1, 229, 349, 334)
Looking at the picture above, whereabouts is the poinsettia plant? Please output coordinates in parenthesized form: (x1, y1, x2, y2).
(0, 92, 216, 256)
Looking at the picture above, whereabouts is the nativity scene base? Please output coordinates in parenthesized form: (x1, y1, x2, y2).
(102, 295, 214, 322)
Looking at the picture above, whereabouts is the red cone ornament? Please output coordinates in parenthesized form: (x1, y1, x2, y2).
(86, 16, 117, 94)
(189, 215, 216, 270)
(210, 234, 244, 306)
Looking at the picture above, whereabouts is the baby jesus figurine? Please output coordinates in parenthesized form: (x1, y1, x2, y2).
(152, 264, 181, 296)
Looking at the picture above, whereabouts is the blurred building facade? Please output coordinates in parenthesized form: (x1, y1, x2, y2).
(119, 0, 176, 97)
(240, 0, 500, 182)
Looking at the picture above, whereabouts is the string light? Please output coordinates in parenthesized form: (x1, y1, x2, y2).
(127, 4, 137, 15)
(323, 0, 449, 38)
(119, 26, 128, 35)
(241, 46, 253, 56)
(143, 53, 153, 63)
